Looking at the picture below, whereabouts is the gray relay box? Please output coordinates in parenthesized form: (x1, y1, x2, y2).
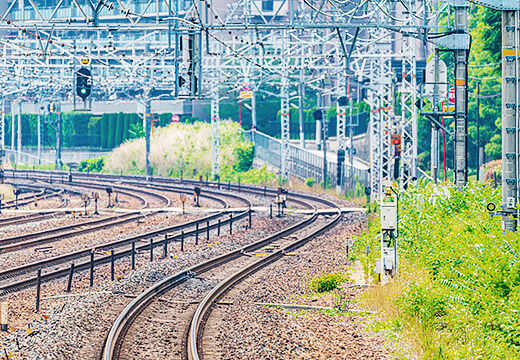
(380, 195, 397, 230)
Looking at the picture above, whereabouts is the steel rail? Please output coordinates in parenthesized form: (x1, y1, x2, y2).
(0, 188, 252, 294)
(101, 192, 338, 360)
(0, 180, 175, 252)
(188, 200, 341, 360)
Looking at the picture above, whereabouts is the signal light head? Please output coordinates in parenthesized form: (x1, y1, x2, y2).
(76, 67, 92, 100)
(313, 110, 323, 121)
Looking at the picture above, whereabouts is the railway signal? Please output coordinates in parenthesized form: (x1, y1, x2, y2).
(276, 188, 288, 216)
(76, 67, 92, 101)
(106, 187, 113, 208)
(13, 189, 21, 209)
(193, 187, 201, 207)
(92, 192, 99, 215)
(391, 134, 402, 180)
(82, 193, 89, 215)
(180, 193, 186, 214)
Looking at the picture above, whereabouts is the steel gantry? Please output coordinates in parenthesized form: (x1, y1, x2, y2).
(0, 0, 457, 193)
(368, 38, 395, 200)
(399, 12, 419, 190)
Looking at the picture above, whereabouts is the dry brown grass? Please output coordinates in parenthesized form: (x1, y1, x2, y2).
(104, 121, 244, 177)
(0, 184, 15, 200)
(363, 263, 431, 359)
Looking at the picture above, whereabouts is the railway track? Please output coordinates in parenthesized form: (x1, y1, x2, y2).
(0, 180, 173, 253)
(0, 185, 253, 295)
(5, 169, 310, 202)
(101, 190, 341, 360)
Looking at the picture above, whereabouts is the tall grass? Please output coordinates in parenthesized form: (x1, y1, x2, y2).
(355, 182, 520, 359)
(104, 121, 249, 178)
(0, 184, 15, 200)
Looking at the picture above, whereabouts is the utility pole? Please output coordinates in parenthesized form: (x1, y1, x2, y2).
(144, 99, 151, 179)
(17, 101, 21, 165)
(37, 104, 41, 168)
(280, 73, 290, 181)
(453, 2, 469, 188)
(336, 73, 347, 193)
(431, 48, 440, 186)
(348, 82, 354, 191)
(316, 85, 322, 151)
(400, 12, 418, 191)
(1, 98, 4, 152)
(298, 69, 305, 148)
(0, 97, 4, 184)
(211, 83, 220, 179)
(251, 87, 257, 131)
(11, 101, 15, 152)
(280, 30, 290, 182)
(322, 109, 328, 188)
(476, 0, 520, 232)
(55, 103, 62, 170)
(502, 10, 519, 231)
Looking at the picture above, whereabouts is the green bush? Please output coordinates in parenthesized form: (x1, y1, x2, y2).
(310, 272, 350, 293)
(115, 112, 125, 147)
(107, 113, 117, 148)
(232, 142, 254, 172)
(78, 156, 105, 172)
(305, 177, 316, 187)
(100, 114, 109, 148)
(355, 182, 520, 358)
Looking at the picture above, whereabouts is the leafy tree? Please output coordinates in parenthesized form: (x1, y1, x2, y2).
(107, 113, 117, 148)
(100, 114, 109, 148)
(115, 112, 125, 146)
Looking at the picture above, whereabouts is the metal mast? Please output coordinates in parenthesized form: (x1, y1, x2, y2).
(502, 9, 520, 231)
(400, 16, 418, 190)
(280, 31, 290, 181)
(210, 78, 220, 180)
(336, 71, 347, 193)
(453, 1, 469, 188)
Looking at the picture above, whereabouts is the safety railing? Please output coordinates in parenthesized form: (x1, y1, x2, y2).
(244, 130, 369, 187)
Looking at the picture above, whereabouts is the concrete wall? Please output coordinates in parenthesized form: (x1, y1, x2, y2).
(6, 148, 110, 166)
(17, 98, 211, 121)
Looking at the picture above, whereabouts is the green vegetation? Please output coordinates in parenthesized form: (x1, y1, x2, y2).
(304, 177, 316, 187)
(309, 272, 350, 293)
(2, 111, 186, 150)
(79, 121, 277, 186)
(77, 156, 104, 173)
(355, 182, 520, 358)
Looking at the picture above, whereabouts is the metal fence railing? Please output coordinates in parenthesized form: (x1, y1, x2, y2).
(245, 130, 369, 187)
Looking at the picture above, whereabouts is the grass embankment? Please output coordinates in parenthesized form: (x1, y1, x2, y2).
(355, 182, 520, 359)
(79, 121, 277, 185)
(0, 184, 15, 200)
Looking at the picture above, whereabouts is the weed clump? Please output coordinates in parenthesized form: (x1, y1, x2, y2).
(309, 272, 350, 293)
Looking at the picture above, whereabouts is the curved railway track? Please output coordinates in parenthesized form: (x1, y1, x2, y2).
(0, 180, 173, 254)
(100, 190, 341, 360)
(0, 186, 253, 295)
